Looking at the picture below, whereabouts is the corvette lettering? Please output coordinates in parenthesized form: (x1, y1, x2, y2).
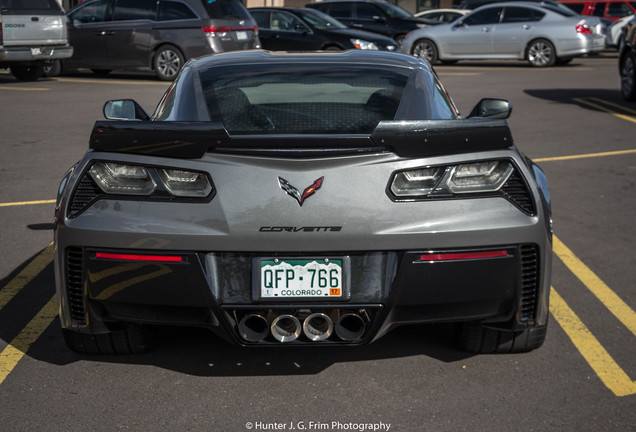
(259, 226, 342, 232)
(278, 176, 324, 206)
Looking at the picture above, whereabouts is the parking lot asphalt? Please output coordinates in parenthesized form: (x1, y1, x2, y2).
(0, 53, 634, 431)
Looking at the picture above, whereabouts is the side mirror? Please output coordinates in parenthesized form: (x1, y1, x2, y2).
(103, 99, 150, 121)
(467, 98, 512, 119)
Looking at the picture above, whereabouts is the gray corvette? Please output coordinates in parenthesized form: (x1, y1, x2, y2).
(54, 50, 552, 354)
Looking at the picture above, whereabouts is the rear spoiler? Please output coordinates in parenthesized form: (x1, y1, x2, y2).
(89, 118, 512, 159)
(370, 118, 513, 157)
(89, 121, 230, 159)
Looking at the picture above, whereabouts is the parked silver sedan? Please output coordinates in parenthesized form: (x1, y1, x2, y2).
(401, 1, 606, 66)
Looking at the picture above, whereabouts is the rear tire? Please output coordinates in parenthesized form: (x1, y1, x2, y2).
(458, 322, 547, 353)
(62, 324, 153, 354)
(526, 39, 556, 67)
(153, 44, 184, 81)
(621, 53, 636, 101)
(43, 60, 62, 77)
(411, 39, 438, 65)
(10, 64, 44, 81)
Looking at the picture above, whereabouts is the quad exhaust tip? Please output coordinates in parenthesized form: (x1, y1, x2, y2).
(271, 314, 302, 342)
(335, 313, 366, 341)
(302, 313, 333, 341)
(238, 314, 269, 342)
(237, 310, 368, 343)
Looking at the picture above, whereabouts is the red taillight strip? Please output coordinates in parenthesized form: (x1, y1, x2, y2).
(419, 250, 509, 262)
(202, 25, 257, 33)
(95, 252, 183, 262)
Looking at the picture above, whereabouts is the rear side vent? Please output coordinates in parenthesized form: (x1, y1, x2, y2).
(519, 244, 540, 323)
(66, 247, 87, 325)
(502, 170, 536, 215)
(67, 174, 101, 218)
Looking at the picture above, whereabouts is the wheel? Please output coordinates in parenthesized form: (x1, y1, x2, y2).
(62, 324, 153, 354)
(10, 64, 44, 81)
(91, 69, 112, 76)
(621, 53, 636, 101)
(457, 322, 547, 353)
(43, 60, 62, 77)
(411, 39, 438, 65)
(153, 45, 184, 81)
(526, 39, 556, 67)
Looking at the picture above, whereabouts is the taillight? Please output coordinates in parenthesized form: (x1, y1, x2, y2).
(202, 25, 258, 33)
(418, 250, 509, 262)
(95, 252, 183, 263)
(576, 24, 592, 34)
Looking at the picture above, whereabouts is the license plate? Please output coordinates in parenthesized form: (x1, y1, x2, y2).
(236, 31, 248, 41)
(259, 258, 343, 299)
(31, 47, 42, 56)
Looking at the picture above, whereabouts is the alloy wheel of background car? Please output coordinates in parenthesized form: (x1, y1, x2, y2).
(527, 39, 556, 67)
(154, 45, 184, 81)
(412, 39, 438, 65)
(621, 54, 636, 101)
(9, 64, 44, 81)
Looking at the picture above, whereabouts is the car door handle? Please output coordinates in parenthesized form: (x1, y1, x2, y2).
(482, 27, 491, 32)
(522, 24, 531, 30)
(96, 31, 115, 36)
(352, 24, 364, 28)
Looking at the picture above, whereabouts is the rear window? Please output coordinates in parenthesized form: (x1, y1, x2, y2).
(0, 0, 63, 14)
(199, 64, 410, 135)
(200, 0, 251, 20)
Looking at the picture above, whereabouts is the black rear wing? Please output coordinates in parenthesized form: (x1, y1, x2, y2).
(89, 118, 512, 159)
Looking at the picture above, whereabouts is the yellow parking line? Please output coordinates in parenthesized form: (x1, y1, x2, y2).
(553, 236, 636, 338)
(0, 243, 54, 312)
(550, 287, 636, 397)
(54, 77, 169, 86)
(0, 199, 56, 207)
(0, 87, 50, 91)
(534, 149, 636, 162)
(573, 97, 636, 124)
(0, 294, 58, 386)
(587, 97, 636, 116)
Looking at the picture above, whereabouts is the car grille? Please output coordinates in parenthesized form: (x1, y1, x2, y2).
(66, 247, 87, 325)
(519, 244, 539, 323)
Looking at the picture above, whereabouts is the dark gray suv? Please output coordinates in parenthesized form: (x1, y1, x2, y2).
(61, 0, 259, 80)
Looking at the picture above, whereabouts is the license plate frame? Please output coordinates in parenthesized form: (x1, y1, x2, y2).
(253, 256, 350, 301)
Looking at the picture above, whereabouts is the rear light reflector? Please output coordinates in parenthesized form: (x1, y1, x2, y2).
(95, 252, 183, 262)
(576, 24, 592, 34)
(418, 250, 509, 262)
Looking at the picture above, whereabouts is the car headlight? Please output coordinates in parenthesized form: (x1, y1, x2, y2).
(447, 161, 513, 193)
(89, 162, 156, 195)
(158, 168, 213, 197)
(351, 39, 379, 50)
(390, 160, 514, 197)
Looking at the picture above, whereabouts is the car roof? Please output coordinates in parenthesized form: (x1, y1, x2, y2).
(187, 50, 425, 71)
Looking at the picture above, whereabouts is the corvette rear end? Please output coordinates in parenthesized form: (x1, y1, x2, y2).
(54, 51, 552, 354)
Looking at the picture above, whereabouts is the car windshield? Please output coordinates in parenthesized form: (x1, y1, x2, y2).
(200, 63, 410, 134)
(299, 9, 348, 30)
(375, 2, 414, 19)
